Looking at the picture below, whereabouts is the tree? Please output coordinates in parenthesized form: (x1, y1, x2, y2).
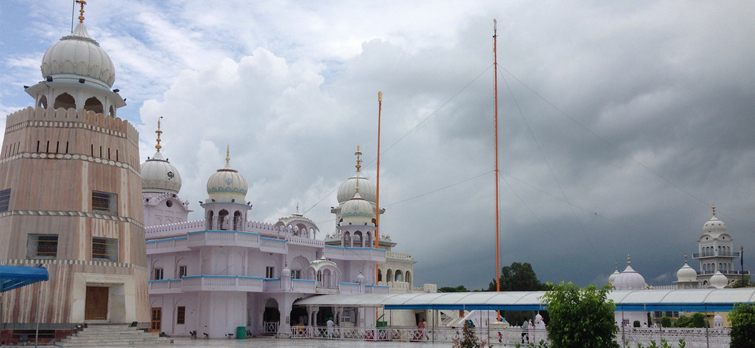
(730, 303, 755, 348)
(439, 285, 470, 293)
(451, 323, 492, 348)
(488, 262, 550, 291)
(660, 317, 671, 328)
(731, 275, 751, 288)
(541, 282, 620, 348)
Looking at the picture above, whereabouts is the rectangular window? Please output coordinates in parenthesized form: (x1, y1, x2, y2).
(92, 191, 118, 215)
(154, 268, 164, 280)
(265, 266, 275, 279)
(27, 234, 59, 259)
(176, 306, 186, 325)
(291, 270, 301, 280)
(179, 265, 188, 278)
(0, 189, 10, 212)
(92, 237, 118, 262)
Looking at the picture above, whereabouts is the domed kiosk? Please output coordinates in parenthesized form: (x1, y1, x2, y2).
(203, 146, 251, 231)
(142, 119, 191, 226)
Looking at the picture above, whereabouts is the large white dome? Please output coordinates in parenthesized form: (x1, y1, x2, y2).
(703, 216, 726, 236)
(141, 151, 181, 194)
(206, 149, 248, 203)
(41, 23, 116, 88)
(337, 172, 376, 203)
(613, 256, 647, 290)
(709, 271, 728, 289)
(676, 262, 698, 283)
(608, 269, 620, 285)
(340, 192, 375, 226)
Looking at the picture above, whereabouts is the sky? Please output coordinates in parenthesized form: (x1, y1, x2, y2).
(1, 1, 754, 290)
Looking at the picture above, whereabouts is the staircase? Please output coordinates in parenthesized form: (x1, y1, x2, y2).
(55, 325, 171, 347)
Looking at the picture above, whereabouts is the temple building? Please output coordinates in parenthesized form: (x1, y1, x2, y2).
(0, 5, 149, 336)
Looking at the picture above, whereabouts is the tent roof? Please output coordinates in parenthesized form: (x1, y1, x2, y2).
(0, 265, 49, 292)
(294, 288, 755, 312)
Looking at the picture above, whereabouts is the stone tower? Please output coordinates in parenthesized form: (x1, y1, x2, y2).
(0, 8, 148, 327)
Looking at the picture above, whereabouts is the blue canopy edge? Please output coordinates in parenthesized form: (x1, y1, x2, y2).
(0, 265, 49, 292)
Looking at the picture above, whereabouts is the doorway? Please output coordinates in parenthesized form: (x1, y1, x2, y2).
(151, 308, 162, 332)
(84, 286, 108, 320)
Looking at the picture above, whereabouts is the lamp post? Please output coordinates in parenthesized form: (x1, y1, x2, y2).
(741, 246, 744, 286)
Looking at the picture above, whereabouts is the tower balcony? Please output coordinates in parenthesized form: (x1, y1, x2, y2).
(692, 251, 740, 259)
(696, 270, 749, 275)
(323, 245, 386, 262)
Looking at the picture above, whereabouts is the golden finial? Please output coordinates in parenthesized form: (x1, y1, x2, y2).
(712, 204, 716, 216)
(155, 117, 163, 152)
(378, 91, 382, 102)
(76, 0, 87, 23)
(355, 145, 362, 172)
(226, 145, 230, 165)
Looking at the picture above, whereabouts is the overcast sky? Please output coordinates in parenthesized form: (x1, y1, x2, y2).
(1, 1, 754, 290)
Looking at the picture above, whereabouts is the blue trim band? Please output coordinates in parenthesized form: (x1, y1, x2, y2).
(146, 237, 188, 243)
(188, 230, 260, 236)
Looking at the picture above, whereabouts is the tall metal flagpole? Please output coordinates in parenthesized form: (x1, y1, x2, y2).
(375, 92, 382, 320)
(493, 20, 501, 316)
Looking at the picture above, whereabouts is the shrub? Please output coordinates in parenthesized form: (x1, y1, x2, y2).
(730, 303, 755, 348)
(541, 282, 619, 348)
(633, 320, 641, 328)
(660, 316, 671, 328)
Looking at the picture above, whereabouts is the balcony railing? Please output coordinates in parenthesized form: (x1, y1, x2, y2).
(697, 270, 749, 275)
(365, 284, 390, 294)
(692, 252, 740, 258)
(292, 279, 316, 293)
(180, 275, 264, 292)
(146, 237, 189, 254)
(386, 251, 413, 260)
(323, 246, 386, 262)
(338, 282, 363, 294)
(148, 279, 182, 294)
(187, 230, 261, 249)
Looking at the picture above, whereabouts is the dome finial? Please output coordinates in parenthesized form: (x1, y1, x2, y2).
(712, 204, 716, 216)
(296, 203, 299, 214)
(225, 144, 230, 166)
(155, 116, 163, 152)
(627, 254, 631, 266)
(76, 0, 87, 23)
(355, 176, 360, 193)
(355, 146, 362, 172)
(615, 261, 618, 271)
(684, 254, 688, 263)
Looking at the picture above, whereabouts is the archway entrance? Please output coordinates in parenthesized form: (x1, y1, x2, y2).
(316, 307, 334, 326)
(262, 298, 280, 334)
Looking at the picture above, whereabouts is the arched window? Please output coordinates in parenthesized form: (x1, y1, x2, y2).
(343, 232, 351, 247)
(53, 93, 76, 110)
(365, 232, 372, 248)
(377, 269, 382, 282)
(84, 97, 103, 114)
(353, 231, 363, 247)
(38, 95, 48, 109)
(386, 269, 393, 283)
(406, 271, 412, 286)
(395, 270, 403, 282)
(206, 210, 214, 230)
(109, 105, 115, 116)
(218, 209, 229, 230)
(233, 211, 242, 231)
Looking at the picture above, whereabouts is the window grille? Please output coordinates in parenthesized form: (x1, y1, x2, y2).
(0, 189, 10, 212)
(154, 268, 164, 280)
(92, 237, 118, 262)
(266, 266, 275, 279)
(176, 307, 185, 325)
(27, 234, 58, 259)
(92, 191, 118, 215)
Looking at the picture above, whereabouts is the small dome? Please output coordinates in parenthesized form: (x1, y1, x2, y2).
(676, 263, 698, 283)
(703, 205, 726, 236)
(608, 264, 620, 285)
(340, 192, 375, 226)
(41, 23, 116, 88)
(206, 148, 248, 203)
(338, 172, 376, 203)
(709, 271, 728, 289)
(713, 314, 724, 327)
(356, 272, 365, 283)
(141, 151, 181, 194)
(282, 264, 291, 277)
(613, 256, 647, 290)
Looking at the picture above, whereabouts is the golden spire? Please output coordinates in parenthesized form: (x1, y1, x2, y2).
(712, 204, 716, 216)
(155, 116, 163, 152)
(355, 145, 362, 172)
(76, 0, 87, 23)
(226, 145, 230, 165)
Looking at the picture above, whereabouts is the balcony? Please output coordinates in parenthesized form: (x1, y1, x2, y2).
(146, 237, 189, 254)
(148, 279, 182, 294)
(692, 252, 741, 259)
(386, 251, 413, 261)
(187, 230, 261, 249)
(260, 237, 288, 254)
(323, 246, 386, 262)
(292, 279, 316, 293)
(180, 275, 264, 292)
(286, 235, 325, 248)
(338, 282, 363, 294)
(697, 270, 749, 275)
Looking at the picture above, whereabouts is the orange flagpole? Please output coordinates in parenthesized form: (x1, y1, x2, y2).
(375, 91, 382, 320)
(494, 20, 501, 320)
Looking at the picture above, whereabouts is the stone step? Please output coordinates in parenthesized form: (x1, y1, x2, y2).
(54, 325, 170, 347)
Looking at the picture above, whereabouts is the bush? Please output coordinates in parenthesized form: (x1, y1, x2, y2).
(541, 282, 619, 348)
(661, 317, 671, 328)
(633, 320, 641, 328)
(730, 303, 755, 348)
(674, 315, 691, 328)
(690, 313, 706, 328)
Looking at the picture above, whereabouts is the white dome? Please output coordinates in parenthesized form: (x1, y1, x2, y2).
(613, 256, 647, 290)
(41, 23, 116, 88)
(703, 216, 726, 236)
(337, 172, 376, 203)
(676, 263, 698, 283)
(340, 192, 375, 226)
(282, 264, 291, 277)
(709, 271, 728, 289)
(206, 151, 248, 203)
(356, 272, 365, 283)
(608, 270, 621, 285)
(713, 314, 724, 327)
(141, 151, 181, 194)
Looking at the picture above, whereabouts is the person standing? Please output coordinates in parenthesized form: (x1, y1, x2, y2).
(326, 317, 334, 339)
(418, 319, 427, 340)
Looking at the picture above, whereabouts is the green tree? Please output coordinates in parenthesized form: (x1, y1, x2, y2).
(731, 275, 751, 288)
(541, 282, 619, 348)
(488, 262, 550, 291)
(439, 285, 469, 293)
(730, 303, 755, 348)
(660, 317, 671, 328)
